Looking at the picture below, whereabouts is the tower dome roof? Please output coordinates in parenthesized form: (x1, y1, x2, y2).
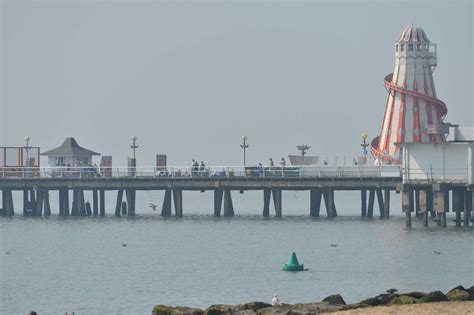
(397, 25, 430, 43)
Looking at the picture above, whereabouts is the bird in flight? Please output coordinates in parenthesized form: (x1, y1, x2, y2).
(149, 203, 158, 211)
(433, 251, 441, 255)
(2, 251, 10, 255)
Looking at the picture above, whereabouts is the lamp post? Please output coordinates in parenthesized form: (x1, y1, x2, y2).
(24, 136, 31, 166)
(360, 132, 369, 165)
(130, 136, 139, 159)
(240, 135, 249, 167)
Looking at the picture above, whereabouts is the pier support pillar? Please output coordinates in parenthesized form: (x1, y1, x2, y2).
(415, 190, 421, 218)
(367, 189, 375, 218)
(99, 190, 105, 216)
(23, 189, 29, 216)
(126, 189, 136, 216)
(272, 189, 282, 217)
(323, 189, 337, 218)
(214, 189, 223, 217)
(64, 189, 70, 216)
(402, 188, 414, 227)
(121, 201, 127, 215)
(433, 188, 447, 227)
(161, 189, 172, 217)
(93, 190, 98, 216)
(310, 189, 322, 217)
(173, 189, 183, 217)
(223, 190, 234, 217)
(376, 189, 385, 218)
(2, 189, 14, 216)
(383, 189, 390, 218)
(115, 189, 124, 217)
(71, 189, 78, 216)
(59, 190, 64, 216)
(78, 190, 86, 216)
(262, 189, 271, 217)
(35, 189, 44, 216)
(452, 189, 463, 227)
(419, 190, 428, 227)
(85, 200, 92, 216)
(361, 189, 367, 217)
(405, 211, 412, 227)
(465, 190, 472, 226)
(43, 190, 51, 216)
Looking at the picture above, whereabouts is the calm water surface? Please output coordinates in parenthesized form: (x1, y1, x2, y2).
(1, 191, 473, 314)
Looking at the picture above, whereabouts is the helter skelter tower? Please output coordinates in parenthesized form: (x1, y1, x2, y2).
(371, 25, 448, 164)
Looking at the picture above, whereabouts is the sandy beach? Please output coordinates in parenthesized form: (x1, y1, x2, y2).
(332, 301, 474, 315)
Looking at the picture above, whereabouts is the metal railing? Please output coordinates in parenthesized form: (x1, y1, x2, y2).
(402, 165, 471, 183)
(0, 165, 402, 179)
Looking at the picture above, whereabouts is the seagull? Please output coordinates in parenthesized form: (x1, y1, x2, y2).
(330, 243, 338, 247)
(149, 203, 158, 211)
(386, 288, 398, 294)
(433, 250, 441, 255)
(121, 243, 127, 247)
(2, 251, 10, 255)
(272, 293, 280, 306)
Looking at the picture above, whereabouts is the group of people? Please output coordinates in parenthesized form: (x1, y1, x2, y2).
(191, 159, 207, 176)
(59, 161, 100, 178)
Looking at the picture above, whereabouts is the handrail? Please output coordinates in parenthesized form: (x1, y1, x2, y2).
(0, 165, 403, 179)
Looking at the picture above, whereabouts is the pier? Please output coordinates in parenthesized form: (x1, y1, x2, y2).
(1, 165, 472, 226)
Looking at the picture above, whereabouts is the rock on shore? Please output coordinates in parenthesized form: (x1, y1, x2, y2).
(151, 285, 474, 315)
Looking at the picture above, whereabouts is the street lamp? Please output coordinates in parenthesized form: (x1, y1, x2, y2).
(360, 132, 369, 164)
(130, 136, 139, 159)
(240, 135, 249, 167)
(24, 136, 31, 167)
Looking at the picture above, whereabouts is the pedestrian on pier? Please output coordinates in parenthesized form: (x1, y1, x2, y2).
(280, 157, 286, 177)
(258, 163, 264, 177)
(269, 158, 274, 167)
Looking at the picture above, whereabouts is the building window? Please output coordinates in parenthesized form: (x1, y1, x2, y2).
(400, 44, 404, 52)
(395, 44, 398, 52)
(408, 44, 413, 51)
(417, 44, 421, 50)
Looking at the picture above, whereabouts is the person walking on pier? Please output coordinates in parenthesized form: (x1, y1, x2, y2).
(269, 158, 274, 167)
(280, 157, 286, 177)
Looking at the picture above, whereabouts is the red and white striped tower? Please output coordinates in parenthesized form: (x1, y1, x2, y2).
(371, 25, 448, 164)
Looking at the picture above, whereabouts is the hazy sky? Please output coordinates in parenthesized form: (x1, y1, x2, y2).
(1, 0, 472, 166)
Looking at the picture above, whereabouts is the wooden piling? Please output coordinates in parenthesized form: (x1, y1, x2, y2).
(223, 190, 234, 217)
(376, 189, 385, 218)
(367, 189, 375, 218)
(272, 189, 282, 217)
(361, 189, 367, 217)
(173, 189, 183, 217)
(383, 189, 390, 218)
(93, 190, 98, 215)
(161, 189, 172, 217)
(310, 189, 322, 217)
(214, 189, 223, 217)
(43, 190, 51, 216)
(99, 190, 105, 216)
(262, 189, 271, 217)
(115, 189, 123, 217)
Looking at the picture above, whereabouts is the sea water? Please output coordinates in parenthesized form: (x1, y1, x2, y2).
(1, 190, 473, 314)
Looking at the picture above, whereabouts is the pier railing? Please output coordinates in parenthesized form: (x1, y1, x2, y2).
(0, 165, 402, 179)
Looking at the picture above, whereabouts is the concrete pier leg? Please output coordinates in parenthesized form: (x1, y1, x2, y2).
(79, 190, 86, 216)
(376, 189, 385, 218)
(465, 190, 472, 226)
(121, 201, 127, 215)
(262, 189, 271, 217)
(214, 189, 223, 217)
(93, 190, 98, 216)
(36, 189, 44, 216)
(30, 190, 37, 215)
(310, 189, 322, 217)
(419, 190, 428, 227)
(223, 190, 234, 217)
(3, 189, 14, 216)
(99, 190, 105, 216)
(405, 211, 412, 227)
(173, 189, 183, 217)
(361, 189, 367, 217)
(115, 189, 123, 217)
(23, 189, 29, 216)
(59, 190, 64, 216)
(43, 190, 51, 216)
(415, 190, 421, 218)
(64, 189, 70, 216)
(71, 189, 78, 216)
(367, 189, 375, 218)
(383, 189, 390, 218)
(272, 189, 282, 217)
(161, 189, 172, 217)
(85, 201, 92, 216)
(126, 189, 135, 217)
(433, 188, 447, 227)
(453, 189, 463, 227)
(1, 190, 5, 216)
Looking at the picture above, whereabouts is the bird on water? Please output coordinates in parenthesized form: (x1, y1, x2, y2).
(2, 251, 10, 255)
(433, 250, 441, 255)
(330, 243, 337, 247)
(121, 243, 127, 247)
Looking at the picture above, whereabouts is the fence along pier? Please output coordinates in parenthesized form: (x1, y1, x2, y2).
(0, 165, 472, 226)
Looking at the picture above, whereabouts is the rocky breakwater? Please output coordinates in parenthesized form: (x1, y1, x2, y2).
(152, 285, 474, 315)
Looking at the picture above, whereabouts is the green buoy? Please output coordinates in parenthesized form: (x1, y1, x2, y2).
(282, 252, 305, 271)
